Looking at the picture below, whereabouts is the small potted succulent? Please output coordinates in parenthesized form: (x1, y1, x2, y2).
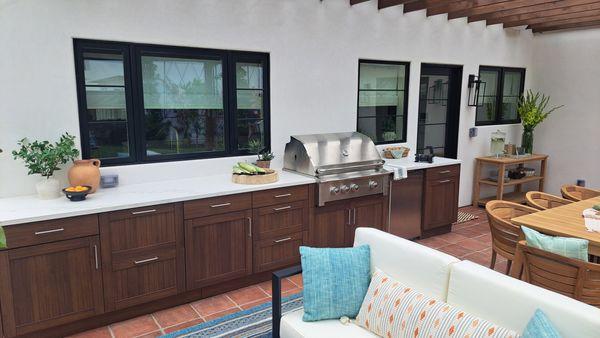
(12, 133, 80, 199)
(247, 138, 274, 168)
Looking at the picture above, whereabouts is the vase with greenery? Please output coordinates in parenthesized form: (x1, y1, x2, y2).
(12, 133, 80, 199)
(517, 90, 563, 154)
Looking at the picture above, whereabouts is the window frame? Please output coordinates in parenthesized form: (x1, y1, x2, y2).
(73, 39, 270, 166)
(475, 66, 526, 126)
(356, 59, 410, 145)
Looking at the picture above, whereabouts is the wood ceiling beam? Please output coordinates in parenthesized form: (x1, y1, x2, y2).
(502, 4, 600, 28)
(403, 0, 459, 13)
(350, 0, 371, 5)
(378, 0, 416, 9)
(530, 13, 600, 30)
(533, 18, 600, 32)
(446, 0, 560, 20)
(427, 0, 510, 17)
(468, 0, 600, 24)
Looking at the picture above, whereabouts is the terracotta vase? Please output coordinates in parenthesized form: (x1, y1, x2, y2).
(255, 160, 271, 169)
(68, 159, 101, 193)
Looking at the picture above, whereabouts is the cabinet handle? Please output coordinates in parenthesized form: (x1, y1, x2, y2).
(247, 217, 252, 238)
(131, 209, 156, 215)
(274, 237, 292, 243)
(439, 170, 451, 174)
(34, 228, 64, 235)
(439, 179, 451, 183)
(274, 193, 292, 198)
(210, 202, 231, 208)
(273, 205, 292, 211)
(353, 208, 357, 225)
(347, 209, 352, 226)
(134, 257, 159, 265)
(93, 245, 99, 270)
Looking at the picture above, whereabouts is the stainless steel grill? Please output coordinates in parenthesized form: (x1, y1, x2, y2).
(283, 132, 390, 206)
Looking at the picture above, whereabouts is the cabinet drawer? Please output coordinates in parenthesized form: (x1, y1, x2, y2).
(2, 215, 98, 249)
(184, 193, 252, 219)
(425, 165, 460, 181)
(252, 185, 309, 208)
(254, 232, 303, 273)
(253, 200, 308, 239)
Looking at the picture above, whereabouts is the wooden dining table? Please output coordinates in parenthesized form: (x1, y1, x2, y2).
(509, 196, 600, 277)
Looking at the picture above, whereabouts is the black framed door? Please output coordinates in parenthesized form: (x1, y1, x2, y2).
(417, 64, 462, 159)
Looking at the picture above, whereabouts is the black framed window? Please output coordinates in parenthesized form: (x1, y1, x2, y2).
(74, 39, 270, 166)
(476, 66, 525, 126)
(357, 60, 409, 144)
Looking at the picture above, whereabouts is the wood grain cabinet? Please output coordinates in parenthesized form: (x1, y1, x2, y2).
(185, 210, 253, 290)
(0, 236, 104, 337)
(99, 204, 185, 311)
(422, 165, 460, 236)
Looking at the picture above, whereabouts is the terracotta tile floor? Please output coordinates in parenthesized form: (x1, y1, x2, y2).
(71, 206, 498, 338)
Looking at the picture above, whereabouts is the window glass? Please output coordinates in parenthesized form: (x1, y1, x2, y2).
(501, 70, 522, 121)
(357, 61, 408, 144)
(476, 69, 499, 124)
(141, 56, 225, 156)
(82, 52, 130, 159)
(476, 67, 525, 125)
(235, 62, 265, 150)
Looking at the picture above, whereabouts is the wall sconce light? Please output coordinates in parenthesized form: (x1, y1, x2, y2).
(467, 74, 485, 107)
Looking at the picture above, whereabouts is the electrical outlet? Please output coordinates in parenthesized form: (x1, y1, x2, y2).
(469, 127, 478, 138)
(577, 179, 586, 187)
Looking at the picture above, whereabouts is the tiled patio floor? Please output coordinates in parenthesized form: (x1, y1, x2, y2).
(71, 206, 499, 338)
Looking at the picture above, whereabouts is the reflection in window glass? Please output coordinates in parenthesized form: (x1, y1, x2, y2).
(501, 71, 522, 121)
(82, 52, 130, 159)
(236, 62, 264, 151)
(357, 61, 408, 144)
(141, 56, 225, 156)
(476, 70, 499, 124)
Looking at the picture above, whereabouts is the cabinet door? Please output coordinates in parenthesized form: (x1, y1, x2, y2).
(185, 210, 253, 290)
(347, 196, 387, 245)
(423, 177, 459, 231)
(0, 237, 103, 337)
(254, 232, 304, 273)
(311, 201, 351, 248)
(390, 170, 423, 239)
(99, 204, 185, 311)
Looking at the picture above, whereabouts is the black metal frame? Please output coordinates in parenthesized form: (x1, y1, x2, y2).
(73, 39, 271, 166)
(475, 66, 526, 126)
(356, 59, 410, 145)
(272, 264, 302, 338)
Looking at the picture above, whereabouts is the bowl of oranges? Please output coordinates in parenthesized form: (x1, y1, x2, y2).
(62, 185, 91, 202)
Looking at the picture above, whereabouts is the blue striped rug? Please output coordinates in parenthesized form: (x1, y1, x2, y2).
(161, 293, 303, 338)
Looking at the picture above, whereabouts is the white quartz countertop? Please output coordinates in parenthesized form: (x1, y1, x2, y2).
(384, 156, 462, 171)
(0, 170, 315, 226)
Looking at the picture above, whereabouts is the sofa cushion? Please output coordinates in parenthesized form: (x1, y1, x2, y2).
(447, 261, 600, 338)
(300, 245, 371, 321)
(356, 269, 519, 338)
(521, 226, 589, 261)
(281, 309, 378, 338)
(353, 227, 459, 301)
(522, 309, 562, 338)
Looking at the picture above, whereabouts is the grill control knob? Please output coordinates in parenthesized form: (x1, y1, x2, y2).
(350, 183, 359, 191)
(368, 180, 379, 189)
(340, 185, 351, 193)
(330, 186, 340, 195)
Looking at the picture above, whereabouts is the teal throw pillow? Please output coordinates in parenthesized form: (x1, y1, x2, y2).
(300, 245, 371, 322)
(522, 226, 589, 262)
(522, 309, 563, 338)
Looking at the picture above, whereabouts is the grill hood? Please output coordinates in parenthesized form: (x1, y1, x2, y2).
(283, 132, 385, 178)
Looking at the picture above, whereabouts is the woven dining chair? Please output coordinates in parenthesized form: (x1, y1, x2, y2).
(525, 191, 573, 211)
(485, 200, 539, 274)
(516, 241, 600, 308)
(561, 185, 600, 202)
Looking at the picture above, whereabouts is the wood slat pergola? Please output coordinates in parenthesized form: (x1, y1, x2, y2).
(350, 0, 600, 33)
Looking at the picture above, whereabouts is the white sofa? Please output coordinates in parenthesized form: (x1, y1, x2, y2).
(279, 227, 600, 338)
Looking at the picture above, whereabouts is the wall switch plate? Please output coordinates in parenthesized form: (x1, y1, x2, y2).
(469, 127, 478, 138)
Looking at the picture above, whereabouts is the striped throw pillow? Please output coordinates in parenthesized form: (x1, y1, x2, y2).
(356, 269, 520, 338)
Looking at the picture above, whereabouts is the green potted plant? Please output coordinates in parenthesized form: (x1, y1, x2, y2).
(517, 90, 563, 154)
(12, 133, 80, 199)
(257, 150, 275, 169)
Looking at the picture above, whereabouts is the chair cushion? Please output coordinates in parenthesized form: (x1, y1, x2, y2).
(522, 309, 562, 338)
(521, 226, 589, 261)
(353, 228, 459, 301)
(281, 309, 378, 338)
(447, 260, 600, 338)
(300, 245, 371, 321)
(356, 269, 519, 338)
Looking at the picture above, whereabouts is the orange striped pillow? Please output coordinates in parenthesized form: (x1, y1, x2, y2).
(356, 269, 520, 338)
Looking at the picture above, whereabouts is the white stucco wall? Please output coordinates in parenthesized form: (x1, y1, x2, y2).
(531, 29, 600, 195)
(0, 0, 534, 205)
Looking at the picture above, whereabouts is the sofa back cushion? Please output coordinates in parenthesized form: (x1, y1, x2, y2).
(356, 269, 519, 338)
(447, 261, 600, 338)
(353, 227, 459, 301)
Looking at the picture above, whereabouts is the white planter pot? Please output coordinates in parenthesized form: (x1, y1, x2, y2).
(36, 177, 61, 199)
